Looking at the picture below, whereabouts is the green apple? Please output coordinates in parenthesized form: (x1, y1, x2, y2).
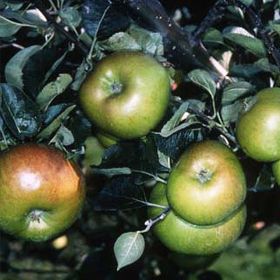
(79, 51, 170, 139)
(96, 131, 118, 148)
(236, 87, 280, 162)
(167, 140, 246, 225)
(168, 252, 219, 271)
(148, 182, 246, 255)
(0, 144, 85, 242)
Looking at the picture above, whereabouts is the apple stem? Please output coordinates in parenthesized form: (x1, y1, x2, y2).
(138, 207, 170, 233)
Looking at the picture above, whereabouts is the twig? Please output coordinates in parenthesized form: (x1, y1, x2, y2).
(188, 107, 237, 145)
(228, 0, 280, 67)
(138, 207, 170, 233)
(34, 0, 89, 55)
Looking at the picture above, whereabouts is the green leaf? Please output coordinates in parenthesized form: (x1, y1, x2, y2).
(0, 84, 41, 139)
(83, 136, 105, 167)
(59, 7, 81, 28)
(223, 27, 266, 57)
(5, 45, 41, 90)
(37, 104, 75, 140)
(157, 149, 170, 169)
(100, 32, 141, 52)
(71, 60, 91, 91)
(188, 69, 216, 97)
(222, 81, 254, 105)
(202, 28, 224, 46)
(91, 167, 132, 177)
(50, 125, 74, 146)
(114, 232, 145, 271)
(99, 24, 164, 55)
(160, 102, 189, 137)
(221, 100, 244, 125)
(0, 15, 21, 37)
(249, 164, 275, 192)
(36, 74, 73, 111)
(128, 24, 164, 55)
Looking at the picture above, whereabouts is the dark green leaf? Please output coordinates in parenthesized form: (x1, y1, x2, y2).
(221, 100, 244, 125)
(222, 81, 254, 105)
(5, 45, 41, 90)
(223, 27, 266, 57)
(36, 74, 73, 111)
(0, 84, 41, 139)
(188, 69, 216, 97)
(37, 105, 75, 140)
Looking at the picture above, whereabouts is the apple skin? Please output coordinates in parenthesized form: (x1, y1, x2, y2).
(167, 140, 246, 225)
(96, 131, 118, 148)
(236, 87, 280, 162)
(148, 182, 246, 255)
(168, 252, 220, 271)
(0, 144, 85, 242)
(79, 52, 170, 139)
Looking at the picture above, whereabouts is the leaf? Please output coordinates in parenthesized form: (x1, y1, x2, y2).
(5, 45, 41, 90)
(71, 60, 91, 91)
(249, 164, 275, 192)
(36, 74, 73, 111)
(160, 102, 189, 137)
(50, 125, 74, 146)
(128, 24, 164, 55)
(223, 27, 266, 57)
(100, 32, 141, 52)
(188, 69, 216, 98)
(37, 104, 75, 140)
(0, 84, 41, 139)
(157, 149, 170, 169)
(83, 136, 105, 167)
(0, 15, 21, 37)
(59, 7, 81, 28)
(222, 81, 254, 105)
(82, 0, 130, 39)
(91, 167, 132, 177)
(91, 175, 148, 211)
(202, 28, 224, 46)
(22, 47, 61, 98)
(221, 100, 244, 125)
(114, 232, 145, 271)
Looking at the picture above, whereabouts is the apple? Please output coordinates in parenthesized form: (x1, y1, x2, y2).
(0, 144, 85, 242)
(236, 87, 280, 162)
(79, 51, 170, 139)
(148, 182, 246, 255)
(167, 140, 246, 225)
(96, 131, 118, 148)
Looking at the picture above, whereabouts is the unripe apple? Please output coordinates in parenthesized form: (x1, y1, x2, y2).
(236, 87, 280, 162)
(0, 144, 85, 242)
(79, 52, 170, 139)
(167, 140, 246, 225)
(96, 131, 118, 148)
(148, 140, 247, 255)
(148, 182, 246, 255)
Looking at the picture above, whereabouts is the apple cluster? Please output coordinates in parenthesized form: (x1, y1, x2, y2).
(236, 88, 280, 184)
(148, 140, 247, 255)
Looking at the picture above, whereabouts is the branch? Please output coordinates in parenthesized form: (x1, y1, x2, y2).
(34, 0, 89, 55)
(188, 107, 238, 145)
(139, 207, 170, 233)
